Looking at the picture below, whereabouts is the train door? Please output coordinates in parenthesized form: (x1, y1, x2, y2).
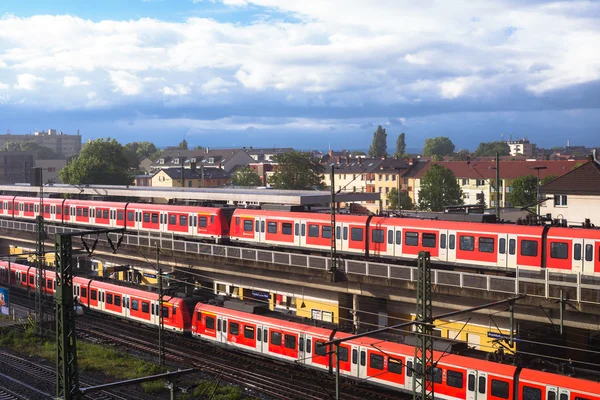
(297, 333, 306, 365)
(467, 370, 477, 400)
(575, 240, 596, 275)
(217, 316, 227, 343)
(507, 234, 518, 268)
(573, 238, 584, 273)
(447, 231, 457, 263)
(294, 222, 301, 247)
(438, 230, 448, 262)
(336, 222, 348, 253)
(558, 388, 569, 400)
(386, 227, 395, 257)
(254, 217, 265, 243)
(350, 344, 360, 377)
(263, 326, 270, 354)
(497, 235, 508, 268)
(546, 386, 558, 400)
(405, 356, 414, 392)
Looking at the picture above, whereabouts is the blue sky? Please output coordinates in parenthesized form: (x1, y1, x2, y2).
(0, 1, 599, 151)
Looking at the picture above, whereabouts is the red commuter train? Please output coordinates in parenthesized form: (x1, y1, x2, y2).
(2, 261, 599, 400)
(1, 195, 599, 274)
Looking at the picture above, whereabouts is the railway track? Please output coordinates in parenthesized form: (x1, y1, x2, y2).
(78, 312, 409, 400)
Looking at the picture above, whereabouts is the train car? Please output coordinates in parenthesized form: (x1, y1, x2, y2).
(517, 368, 600, 400)
(544, 227, 600, 275)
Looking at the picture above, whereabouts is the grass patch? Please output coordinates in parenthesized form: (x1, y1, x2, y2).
(182, 380, 260, 400)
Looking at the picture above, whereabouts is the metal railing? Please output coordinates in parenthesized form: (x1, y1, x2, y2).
(2, 219, 598, 305)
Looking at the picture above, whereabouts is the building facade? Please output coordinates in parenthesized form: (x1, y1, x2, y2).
(151, 167, 229, 188)
(0, 151, 36, 184)
(34, 159, 67, 184)
(0, 129, 82, 157)
(507, 138, 533, 158)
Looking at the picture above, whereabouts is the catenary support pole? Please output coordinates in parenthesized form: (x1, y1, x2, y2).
(330, 164, 337, 282)
(157, 244, 164, 365)
(414, 251, 434, 400)
(496, 152, 501, 221)
(335, 343, 340, 400)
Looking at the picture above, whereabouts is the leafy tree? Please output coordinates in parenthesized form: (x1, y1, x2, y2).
(418, 164, 463, 211)
(124, 141, 160, 167)
(452, 149, 471, 161)
(506, 175, 537, 207)
(269, 151, 325, 190)
(60, 138, 132, 185)
(473, 141, 510, 157)
(422, 136, 455, 157)
(395, 133, 406, 157)
(231, 167, 262, 186)
(351, 150, 366, 157)
(387, 188, 413, 210)
(193, 145, 204, 151)
(368, 126, 387, 158)
(4, 140, 64, 159)
(540, 175, 558, 186)
(178, 139, 188, 150)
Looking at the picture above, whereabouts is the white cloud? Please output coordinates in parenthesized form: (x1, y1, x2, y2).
(201, 77, 236, 94)
(161, 84, 191, 96)
(14, 73, 45, 90)
(63, 76, 90, 88)
(109, 71, 143, 96)
(0, 82, 9, 90)
(87, 91, 97, 99)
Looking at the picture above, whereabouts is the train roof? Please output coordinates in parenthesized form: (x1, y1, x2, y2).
(88, 279, 181, 303)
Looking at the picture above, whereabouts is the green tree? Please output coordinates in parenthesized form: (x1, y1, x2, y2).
(452, 149, 471, 161)
(388, 188, 413, 210)
(418, 164, 463, 211)
(124, 141, 159, 167)
(231, 167, 262, 186)
(422, 136, 455, 157)
(351, 150, 366, 157)
(540, 175, 557, 185)
(178, 139, 188, 150)
(193, 145, 204, 151)
(395, 133, 406, 157)
(506, 175, 537, 207)
(268, 151, 325, 190)
(473, 141, 510, 157)
(4, 140, 64, 159)
(368, 125, 387, 158)
(60, 138, 132, 185)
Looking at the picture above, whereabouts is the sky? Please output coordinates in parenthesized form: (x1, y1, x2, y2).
(0, 1, 599, 151)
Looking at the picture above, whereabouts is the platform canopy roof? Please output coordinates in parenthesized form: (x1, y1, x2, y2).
(0, 184, 380, 206)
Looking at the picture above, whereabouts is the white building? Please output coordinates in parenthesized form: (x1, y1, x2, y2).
(507, 138, 533, 158)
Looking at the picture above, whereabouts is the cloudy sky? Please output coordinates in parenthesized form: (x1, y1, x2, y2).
(0, 1, 599, 151)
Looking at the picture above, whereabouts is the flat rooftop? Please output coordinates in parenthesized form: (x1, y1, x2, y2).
(0, 184, 380, 206)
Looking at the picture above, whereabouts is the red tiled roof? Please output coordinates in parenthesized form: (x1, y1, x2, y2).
(412, 160, 578, 180)
(540, 161, 600, 195)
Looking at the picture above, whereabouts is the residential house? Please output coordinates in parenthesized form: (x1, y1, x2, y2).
(245, 147, 295, 162)
(408, 160, 577, 208)
(152, 148, 254, 174)
(134, 174, 152, 187)
(540, 158, 600, 226)
(138, 157, 153, 172)
(151, 167, 229, 188)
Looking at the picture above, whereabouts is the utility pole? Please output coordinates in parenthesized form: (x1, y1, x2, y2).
(495, 152, 500, 221)
(33, 167, 45, 335)
(157, 244, 165, 366)
(329, 165, 337, 282)
(414, 251, 434, 400)
(180, 156, 185, 188)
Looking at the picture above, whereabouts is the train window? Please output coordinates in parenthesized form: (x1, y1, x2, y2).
(114, 296, 121, 307)
(172, 307, 176, 315)
(336, 226, 341, 239)
(81, 288, 87, 298)
(522, 386, 542, 400)
(21, 273, 26, 283)
(267, 330, 272, 345)
(372, 229, 384, 243)
(551, 242, 569, 259)
(261, 221, 265, 233)
(447, 370, 463, 388)
(322, 226, 332, 239)
(405, 232, 418, 246)
(478, 376, 486, 394)
(352, 349, 358, 364)
(179, 215, 187, 226)
(479, 237, 495, 253)
(406, 360, 413, 377)
(196, 312, 201, 324)
(204, 316, 214, 330)
(351, 228, 364, 241)
(315, 341, 327, 356)
(151, 213, 158, 224)
(388, 358, 402, 374)
(499, 238, 506, 254)
(256, 220, 260, 232)
(127, 211, 134, 221)
(83, 208, 89, 217)
(46, 279, 52, 289)
(548, 392, 556, 400)
(229, 322, 239, 336)
(235, 217, 240, 226)
(422, 233, 436, 248)
(243, 326, 254, 339)
(166, 215, 174, 225)
(257, 328, 262, 341)
(396, 230, 401, 245)
(142, 302, 149, 313)
(491, 380, 509, 399)
(77, 208, 82, 217)
(343, 227, 348, 240)
(440, 233, 447, 249)
(468, 374, 475, 391)
(388, 230, 393, 244)
(575, 397, 591, 400)
(106, 294, 113, 304)
(369, 353, 384, 370)
(102, 210, 108, 219)
(244, 220, 253, 232)
(521, 240, 538, 257)
(29, 275, 34, 285)
(211, 215, 215, 224)
(586, 244, 593, 262)
(433, 367, 442, 383)
(298, 336, 303, 351)
(91, 290, 97, 301)
(509, 239, 516, 255)
(338, 346, 348, 362)
(447, 234, 455, 250)
(295, 223, 300, 236)
(308, 224, 319, 238)
(460, 235, 474, 251)
(284, 334, 296, 350)
(45, 205, 50, 213)
(271, 331, 282, 346)
(131, 299, 139, 311)
(282, 223, 292, 235)
(360, 351, 366, 366)
(199, 217, 207, 228)
(267, 222, 277, 234)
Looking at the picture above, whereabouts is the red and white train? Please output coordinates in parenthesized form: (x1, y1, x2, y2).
(1, 195, 599, 275)
(2, 261, 599, 400)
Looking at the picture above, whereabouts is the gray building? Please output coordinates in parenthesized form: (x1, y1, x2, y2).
(0, 129, 82, 157)
(34, 159, 67, 184)
(0, 151, 36, 184)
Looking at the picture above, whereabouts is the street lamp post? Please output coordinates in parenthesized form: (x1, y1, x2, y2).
(532, 166, 547, 218)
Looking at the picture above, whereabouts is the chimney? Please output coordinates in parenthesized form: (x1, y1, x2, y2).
(205, 147, 210, 154)
(218, 162, 222, 169)
(357, 157, 362, 165)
